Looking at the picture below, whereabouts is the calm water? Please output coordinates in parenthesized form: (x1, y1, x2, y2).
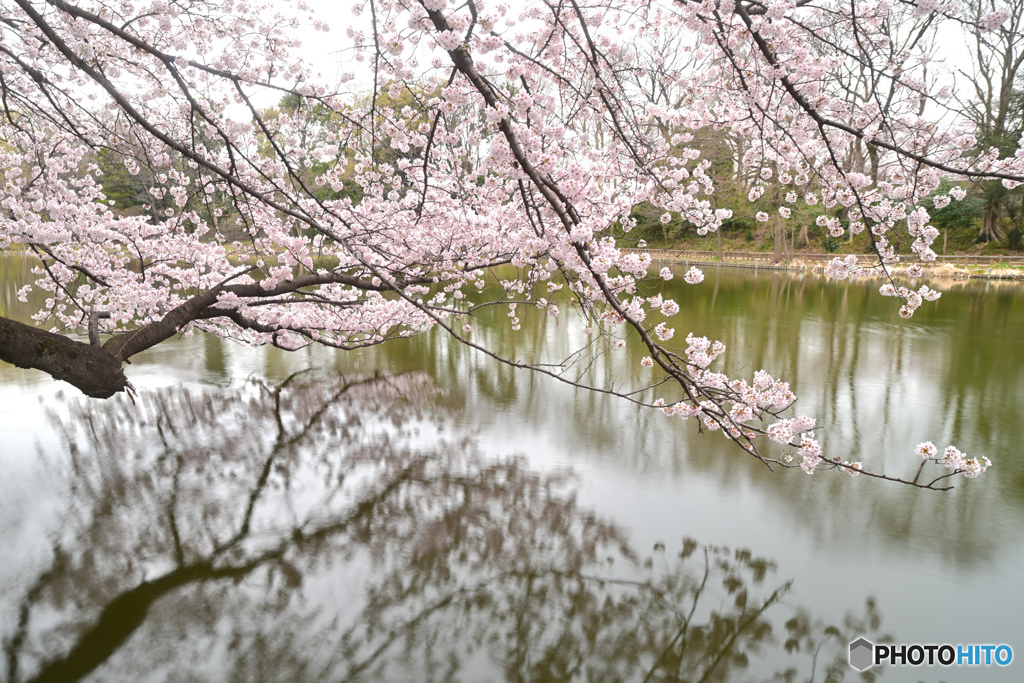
(1, 254, 1022, 682)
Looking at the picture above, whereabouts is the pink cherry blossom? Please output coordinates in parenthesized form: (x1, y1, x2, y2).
(0, 0, 1009, 491)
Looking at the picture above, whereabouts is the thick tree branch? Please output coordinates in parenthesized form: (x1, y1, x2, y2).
(0, 315, 128, 398)
(102, 271, 428, 362)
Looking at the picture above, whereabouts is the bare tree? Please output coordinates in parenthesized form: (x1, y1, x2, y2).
(958, 0, 1024, 241)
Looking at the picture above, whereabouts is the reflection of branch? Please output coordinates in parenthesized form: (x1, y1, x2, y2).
(29, 561, 227, 683)
(643, 547, 712, 683)
(156, 419, 186, 566)
(215, 371, 395, 554)
(343, 572, 508, 679)
(10, 376, 892, 682)
(696, 583, 789, 683)
(5, 548, 64, 683)
(25, 466, 415, 683)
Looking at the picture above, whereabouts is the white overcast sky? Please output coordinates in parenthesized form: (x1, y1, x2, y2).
(285, 0, 981, 127)
(296, 1, 361, 83)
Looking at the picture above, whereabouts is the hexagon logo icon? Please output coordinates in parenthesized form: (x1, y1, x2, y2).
(849, 637, 874, 671)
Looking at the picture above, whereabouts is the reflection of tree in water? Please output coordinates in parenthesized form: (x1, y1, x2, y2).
(3, 373, 887, 683)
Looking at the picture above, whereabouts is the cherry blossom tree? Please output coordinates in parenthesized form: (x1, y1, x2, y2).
(1, 0, 1018, 485)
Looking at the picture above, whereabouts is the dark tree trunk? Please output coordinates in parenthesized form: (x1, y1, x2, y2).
(773, 221, 789, 263)
(0, 316, 128, 398)
(979, 201, 1003, 243)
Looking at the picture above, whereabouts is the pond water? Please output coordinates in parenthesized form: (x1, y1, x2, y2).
(1, 254, 1022, 682)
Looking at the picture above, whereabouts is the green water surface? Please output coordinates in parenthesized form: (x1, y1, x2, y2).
(1, 254, 1021, 682)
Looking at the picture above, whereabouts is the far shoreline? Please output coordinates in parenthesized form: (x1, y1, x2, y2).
(631, 249, 1024, 282)
(4, 246, 1023, 282)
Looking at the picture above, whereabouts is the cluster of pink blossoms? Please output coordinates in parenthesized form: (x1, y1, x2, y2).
(879, 283, 941, 318)
(684, 333, 726, 371)
(764, 415, 822, 474)
(823, 255, 862, 280)
(916, 442, 992, 478)
(980, 9, 1012, 30)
